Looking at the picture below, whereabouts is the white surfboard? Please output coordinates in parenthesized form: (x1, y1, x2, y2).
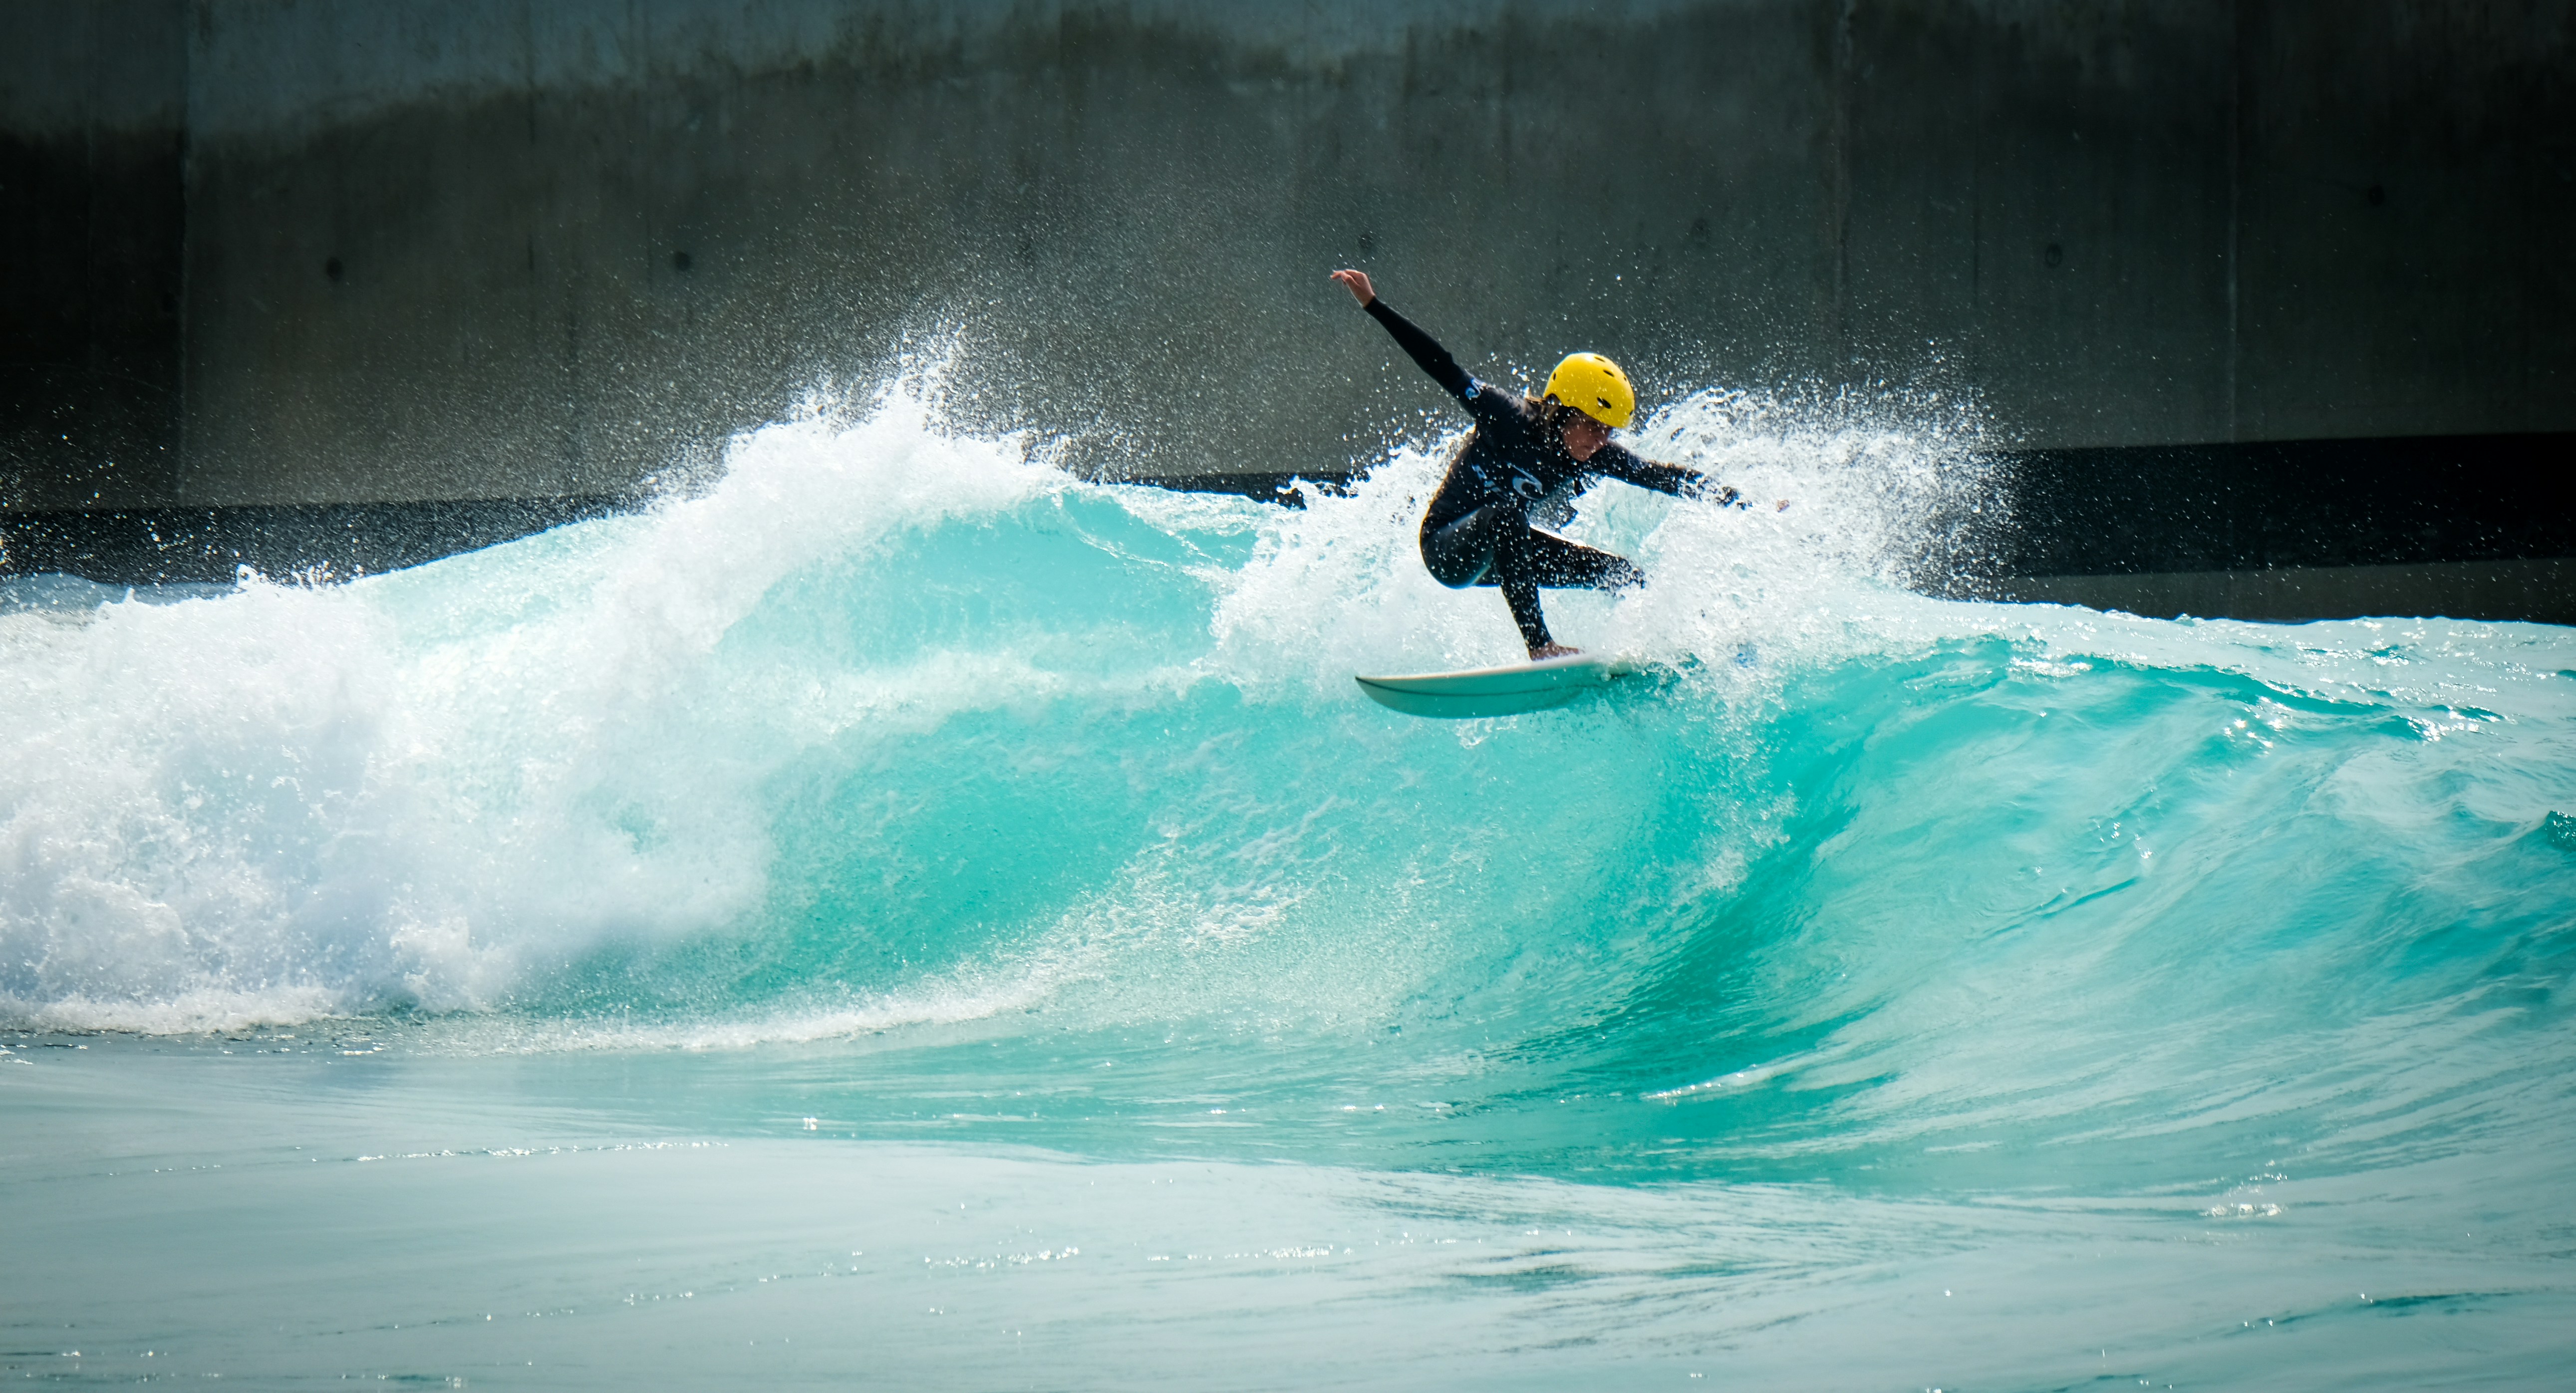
(1354, 653, 1635, 719)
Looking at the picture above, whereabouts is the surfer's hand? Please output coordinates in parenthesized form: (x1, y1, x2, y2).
(1529, 641, 1580, 661)
(1330, 269, 1377, 306)
(1693, 480, 1743, 508)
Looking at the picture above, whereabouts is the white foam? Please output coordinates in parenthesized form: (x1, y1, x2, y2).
(0, 374, 1073, 1032)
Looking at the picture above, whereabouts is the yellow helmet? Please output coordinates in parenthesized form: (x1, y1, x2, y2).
(1542, 352, 1636, 429)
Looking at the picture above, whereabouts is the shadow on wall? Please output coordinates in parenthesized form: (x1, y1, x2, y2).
(10, 428, 2573, 632)
(1999, 558, 2576, 626)
(0, 495, 630, 585)
(1970, 431, 2576, 623)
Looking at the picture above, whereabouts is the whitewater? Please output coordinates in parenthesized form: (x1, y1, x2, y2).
(3, 374, 2571, 1388)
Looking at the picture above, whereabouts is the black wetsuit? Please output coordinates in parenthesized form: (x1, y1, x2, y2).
(1363, 298, 1712, 650)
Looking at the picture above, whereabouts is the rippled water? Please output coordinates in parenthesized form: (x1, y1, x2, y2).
(4, 379, 2571, 1387)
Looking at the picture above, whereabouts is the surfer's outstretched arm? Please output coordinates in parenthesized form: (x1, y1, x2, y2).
(1589, 445, 1743, 508)
(1330, 270, 1475, 404)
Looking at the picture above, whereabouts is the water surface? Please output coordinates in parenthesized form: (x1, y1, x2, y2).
(5, 382, 2571, 1387)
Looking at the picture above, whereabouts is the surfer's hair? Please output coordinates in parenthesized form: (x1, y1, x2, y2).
(1438, 397, 1572, 476)
(1440, 429, 1477, 477)
(1524, 392, 1578, 433)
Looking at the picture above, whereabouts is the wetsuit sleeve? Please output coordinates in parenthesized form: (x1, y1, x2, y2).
(1363, 299, 1475, 404)
(1589, 444, 1729, 502)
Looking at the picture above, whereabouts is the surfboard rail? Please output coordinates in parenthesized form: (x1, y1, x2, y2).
(1353, 653, 1634, 719)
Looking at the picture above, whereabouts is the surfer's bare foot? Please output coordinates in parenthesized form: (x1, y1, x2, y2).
(1529, 642, 1580, 661)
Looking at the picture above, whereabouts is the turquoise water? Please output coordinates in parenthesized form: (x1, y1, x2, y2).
(5, 383, 2573, 1387)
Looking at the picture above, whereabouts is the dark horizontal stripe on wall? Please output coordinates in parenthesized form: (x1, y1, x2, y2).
(1140, 436, 2576, 580)
(0, 495, 636, 585)
(0, 478, 1356, 585)
(7, 434, 2568, 614)
(1104, 472, 1354, 506)
(1995, 431, 2576, 577)
(1994, 557, 2576, 627)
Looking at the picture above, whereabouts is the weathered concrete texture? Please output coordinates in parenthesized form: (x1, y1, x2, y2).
(0, 0, 190, 508)
(2236, 1, 2576, 440)
(159, 0, 1856, 504)
(3, 0, 2572, 513)
(1840, 2, 2242, 443)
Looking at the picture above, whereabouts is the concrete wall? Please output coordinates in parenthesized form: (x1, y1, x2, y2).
(0, 0, 189, 507)
(3, 0, 2571, 511)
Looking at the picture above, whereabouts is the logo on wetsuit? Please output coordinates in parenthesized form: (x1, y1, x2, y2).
(1469, 461, 1549, 503)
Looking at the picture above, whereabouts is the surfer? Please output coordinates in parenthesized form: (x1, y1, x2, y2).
(1330, 268, 1738, 660)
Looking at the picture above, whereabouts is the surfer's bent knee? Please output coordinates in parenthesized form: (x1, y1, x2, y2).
(1419, 507, 1502, 589)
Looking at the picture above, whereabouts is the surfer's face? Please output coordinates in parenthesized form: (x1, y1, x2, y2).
(1559, 414, 1610, 461)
